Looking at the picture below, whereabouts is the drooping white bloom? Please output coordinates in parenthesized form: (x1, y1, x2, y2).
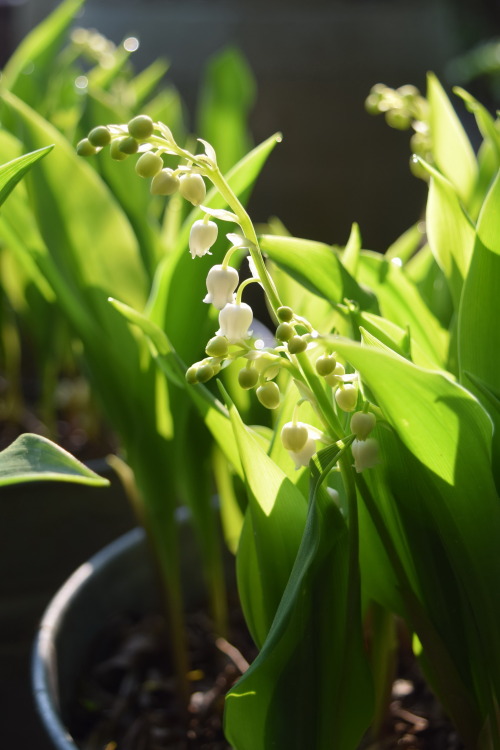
(217, 301, 253, 343)
(351, 438, 379, 473)
(281, 421, 309, 453)
(350, 411, 376, 441)
(289, 436, 317, 469)
(189, 220, 218, 259)
(335, 383, 358, 412)
(203, 264, 239, 309)
(179, 173, 206, 205)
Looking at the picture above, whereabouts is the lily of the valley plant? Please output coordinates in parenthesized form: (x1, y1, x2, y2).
(74, 74, 500, 749)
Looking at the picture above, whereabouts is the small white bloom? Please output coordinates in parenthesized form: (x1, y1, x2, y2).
(189, 220, 218, 258)
(203, 264, 239, 309)
(217, 301, 253, 343)
(289, 436, 317, 469)
(179, 172, 206, 205)
(335, 383, 358, 412)
(351, 438, 379, 473)
(350, 411, 376, 441)
(281, 421, 309, 452)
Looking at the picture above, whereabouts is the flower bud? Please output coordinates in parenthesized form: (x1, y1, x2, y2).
(88, 126, 111, 147)
(287, 335, 308, 354)
(276, 322, 294, 342)
(128, 114, 154, 140)
(289, 436, 317, 469)
(76, 138, 97, 156)
(151, 168, 180, 195)
(315, 354, 336, 376)
(205, 336, 229, 358)
(189, 220, 218, 259)
(238, 367, 259, 390)
(277, 306, 294, 322)
(179, 173, 206, 206)
(256, 381, 280, 409)
(324, 363, 345, 387)
(196, 363, 215, 383)
(335, 384, 358, 412)
(203, 264, 239, 310)
(135, 151, 163, 178)
(186, 365, 199, 384)
(281, 422, 309, 452)
(218, 302, 253, 343)
(110, 139, 128, 161)
(350, 411, 376, 441)
(351, 438, 379, 473)
(116, 135, 139, 155)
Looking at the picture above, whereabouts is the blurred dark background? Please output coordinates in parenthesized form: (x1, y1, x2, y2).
(3, 0, 500, 253)
(1, 1, 499, 747)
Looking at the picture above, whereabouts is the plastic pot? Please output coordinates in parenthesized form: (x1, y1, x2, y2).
(32, 518, 205, 749)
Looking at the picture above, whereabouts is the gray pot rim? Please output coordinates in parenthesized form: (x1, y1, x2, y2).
(32, 527, 146, 750)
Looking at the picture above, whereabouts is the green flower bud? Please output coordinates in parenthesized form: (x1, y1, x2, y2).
(186, 365, 199, 384)
(76, 138, 97, 157)
(151, 168, 180, 195)
(277, 306, 294, 322)
(324, 363, 345, 387)
(281, 421, 309, 452)
(205, 336, 229, 358)
(179, 173, 206, 206)
(315, 354, 337, 376)
(238, 367, 259, 390)
(276, 322, 294, 342)
(196, 364, 214, 383)
(135, 151, 163, 178)
(350, 411, 376, 441)
(335, 384, 358, 412)
(385, 109, 411, 130)
(287, 335, 308, 354)
(88, 126, 111, 147)
(256, 381, 281, 409)
(117, 135, 139, 155)
(128, 114, 154, 140)
(110, 139, 128, 161)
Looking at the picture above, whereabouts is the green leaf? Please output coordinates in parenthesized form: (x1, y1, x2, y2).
(458, 169, 500, 398)
(2, 0, 85, 109)
(385, 223, 425, 264)
(221, 386, 307, 647)
(0, 145, 53, 208)
(260, 234, 378, 313)
(356, 251, 449, 365)
(427, 73, 477, 206)
(421, 159, 475, 308)
(341, 221, 362, 276)
(0, 434, 109, 487)
(225, 444, 373, 750)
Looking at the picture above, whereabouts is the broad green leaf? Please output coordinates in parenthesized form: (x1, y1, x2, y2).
(454, 88, 500, 162)
(197, 47, 256, 174)
(385, 223, 425, 264)
(225, 445, 373, 750)
(332, 339, 500, 704)
(223, 388, 307, 647)
(357, 251, 449, 365)
(427, 73, 477, 206)
(0, 145, 53, 208)
(260, 234, 378, 313)
(421, 160, 475, 308)
(341, 221, 362, 276)
(2, 0, 84, 109)
(1, 90, 148, 312)
(0, 434, 109, 487)
(355, 312, 440, 369)
(458, 169, 500, 399)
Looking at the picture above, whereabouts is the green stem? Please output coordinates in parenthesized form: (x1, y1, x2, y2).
(206, 167, 283, 318)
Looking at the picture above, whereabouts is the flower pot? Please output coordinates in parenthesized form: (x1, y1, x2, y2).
(32, 519, 208, 749)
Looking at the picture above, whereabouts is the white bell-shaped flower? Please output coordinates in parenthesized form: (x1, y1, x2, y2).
(351, 438, 379, 473)
(289, 436, 317, 469)
(217, 301, 253, 343)
(281, 421, 309, 453)
(189, 220, 218, 259)
(350, 411, 376, 441)
(203, 264, 239, 309)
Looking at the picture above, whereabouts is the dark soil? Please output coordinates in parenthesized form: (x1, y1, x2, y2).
(70, 610, 465, 750)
